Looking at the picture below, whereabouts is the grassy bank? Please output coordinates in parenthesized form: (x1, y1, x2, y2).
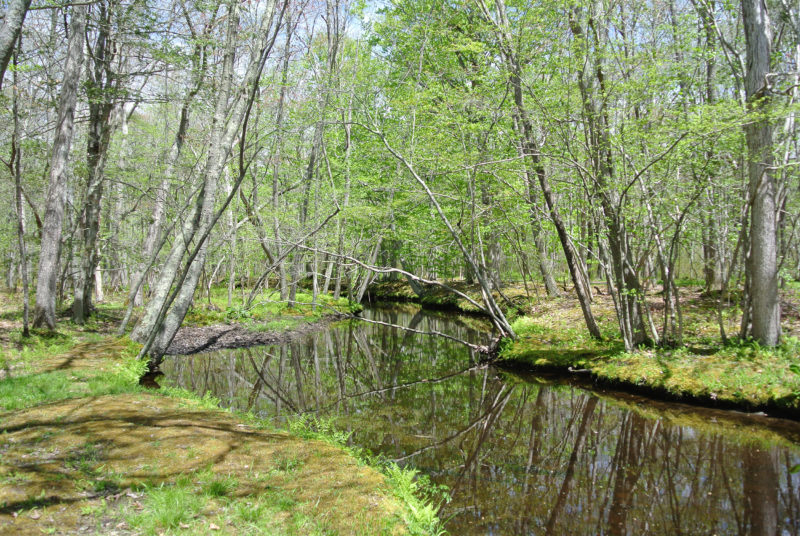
(369, 279, 800, 416)
(0, 297, 444, 535)
(499, 286, 800, 416)
(183, 287, 362, 331)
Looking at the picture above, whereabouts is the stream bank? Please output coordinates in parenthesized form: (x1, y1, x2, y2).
(367, 279, 800, 419)
(0, 296, 442, 535)
(159, 303, 800, 535)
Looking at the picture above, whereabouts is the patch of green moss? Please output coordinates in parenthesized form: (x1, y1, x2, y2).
(502, 317, 800, 411)
(0, 333, 443, 535)
(589, 338, 800, 409)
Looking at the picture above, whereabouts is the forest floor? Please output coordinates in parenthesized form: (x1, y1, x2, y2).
(0, 293, 438, 536)
(369, 279, 800, 417)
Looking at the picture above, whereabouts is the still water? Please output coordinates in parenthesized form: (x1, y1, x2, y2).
(161, 305, 800, 535)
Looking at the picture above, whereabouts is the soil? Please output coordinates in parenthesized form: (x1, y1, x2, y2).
(165, 314, 348, 355)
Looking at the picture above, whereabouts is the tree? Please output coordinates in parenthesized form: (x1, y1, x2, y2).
(132, 0, 286, 364)
(32, 6, 87, 330)
(0, 0, 32, 89)
(742, 0, 780, 346)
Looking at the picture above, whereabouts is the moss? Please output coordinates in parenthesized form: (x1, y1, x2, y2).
(0, 333, 443, 535)
(499, 288, 800, 414)
(0, 393, 408, 535)
(587, 339, 800, 409)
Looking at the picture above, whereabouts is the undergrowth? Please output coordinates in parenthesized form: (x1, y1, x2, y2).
(185, 288, 361, 328)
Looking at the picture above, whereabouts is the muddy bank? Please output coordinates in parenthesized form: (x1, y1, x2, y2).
(166, 313, 348, 355)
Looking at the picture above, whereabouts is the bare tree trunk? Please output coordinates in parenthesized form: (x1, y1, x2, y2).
(73, 1, 116, 323)
(11, 43, 29, 337)
(225, 169, 237, 308)
(32, 6, 86, 330)
(528, 195, 561, 297)
(698, 1, 723, 294)
(355, 238, 382, 303)
(271, 11, 294, 300)
(0, 0, 31, 90)
(742, 0, 780, 345)
(477, 0, 602, 339)
(568, 5, 649, 349)
(132, 43, 207, 307)
(333, 92, 353, 299)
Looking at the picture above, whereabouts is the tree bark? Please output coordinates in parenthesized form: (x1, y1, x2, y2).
(73, 1, 116, 323)
(32, 6, 87, 330)
(0, 0, 31, 90)
(11, 42, 29, 337)
(742, 0, 780, 345)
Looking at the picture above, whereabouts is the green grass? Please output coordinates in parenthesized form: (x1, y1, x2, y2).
(500, 294, 800, 412)
(589, 337, 800, 408)
(1, 325, 445, 535)
(126, 480, 205, 534)
(200, 473, 239, 497)
(501, 314, 622, 368)
(166, 486, 332, 536)
(0, 347, 146, 411)
(185, 287, 361, 329)
(287, 415, 449, 536)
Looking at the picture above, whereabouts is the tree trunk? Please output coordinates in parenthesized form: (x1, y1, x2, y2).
(271, 11, 294, 301)
(132, 50, 205, 307)
(12, 44, 29, 337)
(32, 6, 86, 330)
(742, 0, 780, 345)
(73, 2, 116, 323)
(479, 0, 601, 339)
(568, 6, 648, 349)
(0, 0, 31, 90)
(528, 182, 561, 296)
(133, 0, 283, 364)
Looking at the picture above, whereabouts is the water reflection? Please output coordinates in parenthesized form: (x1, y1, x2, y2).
(161, 306, 800, 535)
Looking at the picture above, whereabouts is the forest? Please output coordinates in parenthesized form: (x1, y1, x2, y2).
(1, 0, 799, 533)
(0, 0, 798, 353)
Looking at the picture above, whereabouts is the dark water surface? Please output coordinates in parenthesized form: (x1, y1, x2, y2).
(161, 305, 800, 535)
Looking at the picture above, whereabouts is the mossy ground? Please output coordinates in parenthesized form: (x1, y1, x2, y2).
(500, 285, 800, 413)
(0, 393, 402, 535)
(0, 292, 439, 535)
(370, 279, 800, 414)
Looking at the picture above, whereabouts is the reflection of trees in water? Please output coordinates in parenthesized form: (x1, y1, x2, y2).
(161, 308, 800, 536)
